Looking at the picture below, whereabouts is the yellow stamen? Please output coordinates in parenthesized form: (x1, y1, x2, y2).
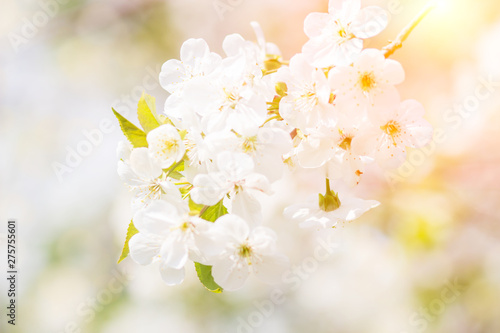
(359, 72, 376, 92)
(380, 121, 401, 146)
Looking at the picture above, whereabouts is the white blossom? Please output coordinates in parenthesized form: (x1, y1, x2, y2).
(329, 48, 405, 115)
(302, 0, 388, 67)
(117, 148, 183, 212)
(147, 124, 185, 169)
(129, 200, 215, 285)
(190, 152, 271, 226)
(285, 188, 380, 229)
(352, 99, 434, 169)
(277, 54, 337, 133)
(201, 214, 289, 291)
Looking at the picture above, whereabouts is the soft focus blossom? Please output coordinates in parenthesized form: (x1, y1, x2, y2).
(202, 214, 289, 291)
(302, 0, 388, 67)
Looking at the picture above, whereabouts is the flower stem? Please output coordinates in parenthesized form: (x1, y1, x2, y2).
(165, 159, 184, 178)
(382, 0, 437, 58)
(199, 205, 209, 217)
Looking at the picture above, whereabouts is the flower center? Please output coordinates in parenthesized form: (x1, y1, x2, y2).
(160, 138, 179, 155)
(238, 243, 255, 265)
(141, 180, 162, 201)
(332, 20, 353, 44)
(381, 121, 400, 136)
(295, 85, 319, 113)
(223, 87, 241, 109)
(338, 135, 352, 151)
(241, 136, 258, 153)
(180, 222, 190, 231)
(238, 244, 252, 258)
(380, 121, 401, 146)
(338, 26, 348, 38)
(359, 72, 376, 92)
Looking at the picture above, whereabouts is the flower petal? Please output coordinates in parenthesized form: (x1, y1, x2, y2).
(212, 258, 249, 291)
(159, 263, 185, 286)
(351, 6, 388, 39)
(129, 233, 162, 265)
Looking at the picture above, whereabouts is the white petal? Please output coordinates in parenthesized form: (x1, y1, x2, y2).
(288, 54, 315, 81)
(370, 84, 401, 110)
(133, 200, 179, 234)
(159, 263, 185, 286)
(180, 38, 210, 62)
(284, 202, 318, 221)
(192, 228, 223, 263)
(328, 65, 356, 90)
(159, 59, 186, 93)
(159, 180, 185, 207)
(354, 48, 385, 72)
(129, 233, 162, 265)
(160, 235, 189, 269)
(351, 6, 388, 39)
(244, 172, 272, 194)
(191, 173, 228, 206)
(129, 148, 162, 180)
(351, 127, 382, 157)
(297, 135, 335, 168)
(213, 214, 250, 242)
(117, 141, 132, 161)
(222, 33, 246, 57)
(232, 191, 263, 227)
(248, 227, 277, 254)
(217, 151, 254, 180)
(212, 258, 249, 291)
(303, 12, 331, 38)
(117, 160, 142, 186)
(164, 93, 189, 119)
(338, 196, 380, 221)
(376, 140, 407, 169)
(383, 59, 405, 85)
(334, 0, 361, 21)
(329, 0, 360, 14)
(299, 212, 335, 229)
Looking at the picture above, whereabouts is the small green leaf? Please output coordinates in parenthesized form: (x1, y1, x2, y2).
(189, 197, 205, 215)
(200, 200, 228, 222)
(167, 171, 184, 180)
(112, 108, 148, 148)
(195, 262, 223, 293)
(137, 93, 161, 133)
(118, 221, 139, 263)
(164, 160, 185, 180)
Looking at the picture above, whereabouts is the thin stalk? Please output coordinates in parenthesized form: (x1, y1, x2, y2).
(382, 1, 437, 58)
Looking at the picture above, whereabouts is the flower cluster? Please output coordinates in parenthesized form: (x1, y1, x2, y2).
(115, 0, 433, 292)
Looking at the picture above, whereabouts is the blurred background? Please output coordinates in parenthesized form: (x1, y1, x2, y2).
(1, 0, 500, 332)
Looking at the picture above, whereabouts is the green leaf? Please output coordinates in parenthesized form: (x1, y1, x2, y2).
(195, 262, 223, 293)
(200, 200, 228, 222)
(167, 171, 184, 180)
(117, 221, 139, 263)
(164, 160, 185, 180)
(137, 93, 161, 133)
(188, 197, 205, 215)
(112, 108, 148, 148)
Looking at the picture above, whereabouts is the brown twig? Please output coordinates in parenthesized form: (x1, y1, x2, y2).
(382, 1, 437, 58)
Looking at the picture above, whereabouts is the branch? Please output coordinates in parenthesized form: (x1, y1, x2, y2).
(382, 1, 437, 58)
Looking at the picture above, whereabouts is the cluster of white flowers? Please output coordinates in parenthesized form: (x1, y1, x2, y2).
(116, 0, 433, 291)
